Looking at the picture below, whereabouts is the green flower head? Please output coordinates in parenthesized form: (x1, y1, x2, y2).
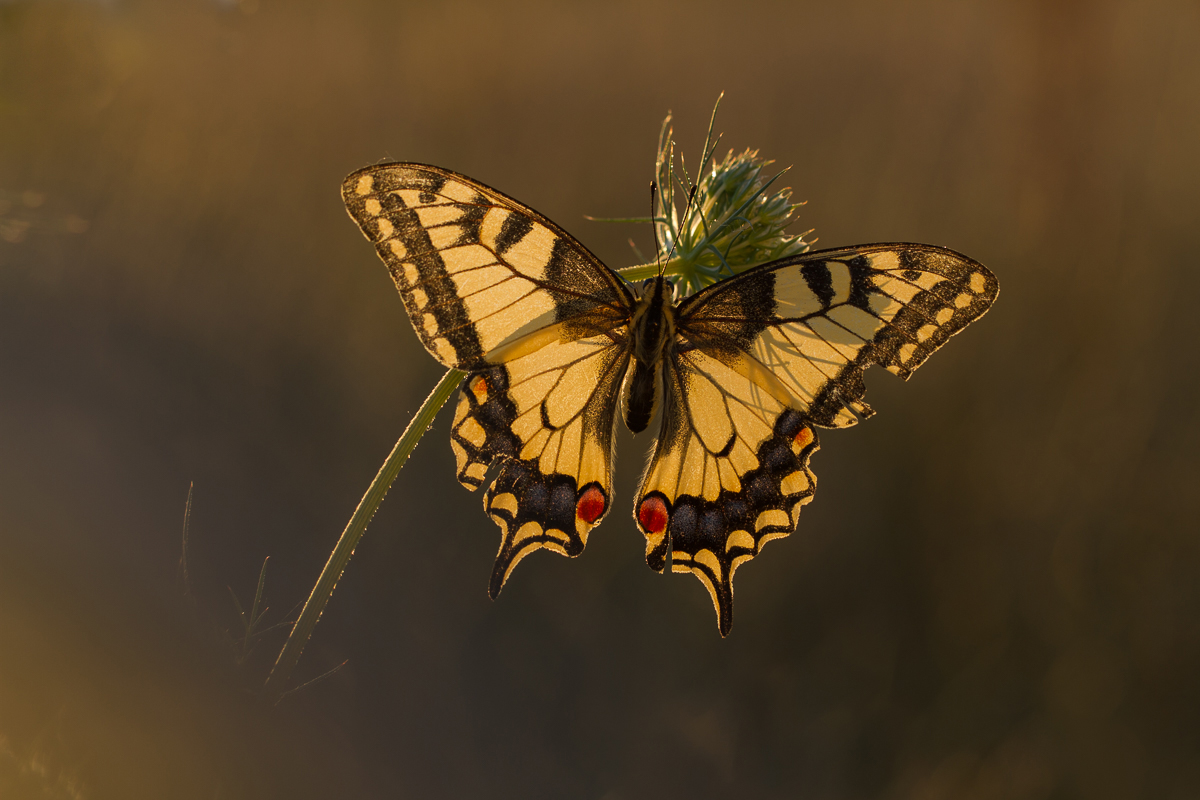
(613, 95, 812, 296)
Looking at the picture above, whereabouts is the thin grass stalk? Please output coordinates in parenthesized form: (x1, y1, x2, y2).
(264, 367, 465, 701)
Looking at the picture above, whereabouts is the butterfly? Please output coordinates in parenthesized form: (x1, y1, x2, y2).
(343, 162, 998, 635)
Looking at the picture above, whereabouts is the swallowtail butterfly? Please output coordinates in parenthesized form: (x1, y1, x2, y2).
(343, 163, 998, 635)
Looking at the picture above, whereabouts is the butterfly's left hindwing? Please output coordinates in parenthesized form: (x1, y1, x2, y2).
(451, 331, 630, 596)
(637, 346, 821, 636)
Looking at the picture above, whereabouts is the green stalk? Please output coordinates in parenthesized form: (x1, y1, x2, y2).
(264, 367, 465, 701)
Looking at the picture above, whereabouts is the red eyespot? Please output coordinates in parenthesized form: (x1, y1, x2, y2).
(470, 376, 488, 404)
(637, 495, 669, 534)
(575, 485, 606, 524)
(792, 426, 813, 452)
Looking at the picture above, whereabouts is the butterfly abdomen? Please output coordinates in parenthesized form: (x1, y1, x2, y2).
(622, 277, 676, 434)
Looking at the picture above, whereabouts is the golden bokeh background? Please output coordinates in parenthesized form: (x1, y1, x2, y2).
(2, 1, 1198, 797)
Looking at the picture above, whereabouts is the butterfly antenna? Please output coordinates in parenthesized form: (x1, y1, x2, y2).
(662, 92, 723, 273)
(650, 180, 664, 277)
(663, 184, 698, 267)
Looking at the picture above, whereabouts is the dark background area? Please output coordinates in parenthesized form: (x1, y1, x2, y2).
(2, 1, 1198, 798)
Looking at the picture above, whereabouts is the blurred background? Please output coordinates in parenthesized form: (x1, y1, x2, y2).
(2, 0, 1198, 797)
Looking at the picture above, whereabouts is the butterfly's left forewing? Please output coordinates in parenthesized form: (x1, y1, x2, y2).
(342, 163, 631, 365)
(638, 243, 998, 635)
(343, 163, 636, 594)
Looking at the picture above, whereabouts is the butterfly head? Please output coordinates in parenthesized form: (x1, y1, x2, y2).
(636, 276, 678, 305)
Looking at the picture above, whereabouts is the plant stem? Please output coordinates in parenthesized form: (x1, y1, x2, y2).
(264, 367, 465, 701)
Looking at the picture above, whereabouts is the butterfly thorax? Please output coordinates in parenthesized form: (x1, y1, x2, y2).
(622, 276, 676, 434)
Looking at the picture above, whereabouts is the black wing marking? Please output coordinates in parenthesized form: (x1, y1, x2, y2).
(344, 163, 639, 598)
(635, 243, 997, 634)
